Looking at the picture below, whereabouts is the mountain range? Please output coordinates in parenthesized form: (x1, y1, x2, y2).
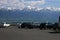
(0, 7, 60, 23)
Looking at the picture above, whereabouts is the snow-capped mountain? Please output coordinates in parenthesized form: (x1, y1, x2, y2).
(0, 6, 60, 12)
(0, 7, 60, 23)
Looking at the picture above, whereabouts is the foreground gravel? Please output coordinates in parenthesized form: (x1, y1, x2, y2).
(0, 27, 60, 40)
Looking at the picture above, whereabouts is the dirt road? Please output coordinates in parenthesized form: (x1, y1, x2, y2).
(0, 27, 60, 40)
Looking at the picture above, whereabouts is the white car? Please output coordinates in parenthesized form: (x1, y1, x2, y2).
(3, 22, 10, 27)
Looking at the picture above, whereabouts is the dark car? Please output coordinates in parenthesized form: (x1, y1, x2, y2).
(0, 23, 5, 28)
(39, 23, 46, 30)
(53, 23, 59, 30)
(21, 22, 33, 29)
(46, 23, 54, 29)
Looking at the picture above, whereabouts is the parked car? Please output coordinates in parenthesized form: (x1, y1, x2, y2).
(0, 23, 5, 28)
(46, 23, 54, 29)
(21, 22, 33, 29)
(39, 23, 46, 30)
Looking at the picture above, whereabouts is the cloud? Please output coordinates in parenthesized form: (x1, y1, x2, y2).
(0, 0, 45, 9)
(7, 0, 25, 9)
(0, 0, 7, 4)
(24, 0, 45, 7)
(0, 0, 25, 9)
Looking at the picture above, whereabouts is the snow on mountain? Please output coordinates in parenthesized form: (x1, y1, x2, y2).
(0, 6, 60, 23)
(25, 6, 60, 11)
(0, 6, 60, 12)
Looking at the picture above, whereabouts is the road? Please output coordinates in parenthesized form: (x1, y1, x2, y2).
(0, 26, 60, 40)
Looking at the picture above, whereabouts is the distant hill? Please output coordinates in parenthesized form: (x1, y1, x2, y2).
(0, 8, 60, 23)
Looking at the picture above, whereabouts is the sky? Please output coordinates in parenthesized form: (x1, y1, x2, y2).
(0, 0, 60, 9)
